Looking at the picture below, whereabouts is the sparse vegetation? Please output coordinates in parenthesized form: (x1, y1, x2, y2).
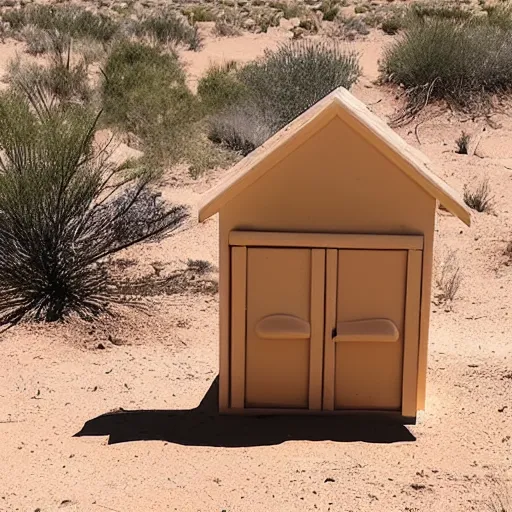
(381, 10, 512, 123)
(0, 93, 188, 325)
(102, 41, 198, 166)
(197, 61, 246, 114)
(435, 250, 463, 306)
(9, 37, 91, 106)
(381, 15, 403, 34)
(456, 131, 471, 154)
(2, 5, 119, 43)
(463, 178, 494, 213)
(206, 41, 360, 153)
(134, 8, 202, 50)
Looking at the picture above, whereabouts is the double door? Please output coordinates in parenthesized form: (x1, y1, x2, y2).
(229, 231, 423, 418)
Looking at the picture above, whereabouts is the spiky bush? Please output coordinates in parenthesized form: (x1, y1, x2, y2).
(9, 37, 91, 106)
(381, 14, 512, 123)
(238, 41, 360, 132)
(0, 95, 188, 325)
(134, 9, 202, 50)
(102, 41, 198, 165)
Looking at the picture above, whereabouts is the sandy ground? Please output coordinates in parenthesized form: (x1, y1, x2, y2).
(1, 23, 512, 512)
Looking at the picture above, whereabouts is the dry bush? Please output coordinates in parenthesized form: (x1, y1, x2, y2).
(205, 41, 360, 154)
(0, 94, 188, 325)
(2, 5, 119, 43)
(208, 103, 273, 156)
(9, 37, 91, 106)
(463, 178, 494, 213)
(435, 249, 463, 305)
(381, 9, 512, 124)
(456, 130, 471, 154)
(133, 8, 202, 51)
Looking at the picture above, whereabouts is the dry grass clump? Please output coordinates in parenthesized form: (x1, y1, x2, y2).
(381, 5, 512, 124)
(435, 249, 463, 306)
(463, 178, 494, 213)
(455, 131, 471, 154)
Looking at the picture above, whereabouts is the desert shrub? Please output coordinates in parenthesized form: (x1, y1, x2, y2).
(320, 0, 340, 21)
(5, 5, 119, 42)
(238, 41, 360, 132)
(249, 6, 282, 32)
(0, 94, 188, 325)
(207, 41, 360, 153)
(354, 5, 368, 14)
(409, 3, 472, 21)
(340, 15, 370, 37)
(102, 41, 198, 165)
(182, 5, 217, 22)
(22, 25, 52, 55)
(455, 131, 470, 154)
(214, 8, 242, 36)
(208, 103, 273, 155)
(9, 37, 91, 106)
(134, 8, 201, 50)
(381, 16, 512, 123)
(270, 1, 306, 19)
(381, 15, 403, 34)
(463, 178, 493, 212)
(435, 249, 462, 305)
(197, 61, 246, 114)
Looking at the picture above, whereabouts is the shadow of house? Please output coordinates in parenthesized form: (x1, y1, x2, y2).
(75, 378, 416, 447)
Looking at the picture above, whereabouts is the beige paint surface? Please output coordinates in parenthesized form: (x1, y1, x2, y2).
(334, 250, 407, 410)
(214, 113, 441, 417)
(245, 248, 312, 408)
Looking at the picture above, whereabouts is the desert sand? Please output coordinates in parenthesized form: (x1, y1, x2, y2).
(0, 20, 511, 512)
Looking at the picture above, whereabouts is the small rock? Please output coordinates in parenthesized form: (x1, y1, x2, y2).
(243, 18, 256, 28)
(324, 477, 335, 483)
(97, 343, 106, 350)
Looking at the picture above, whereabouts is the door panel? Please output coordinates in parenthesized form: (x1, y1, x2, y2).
(334, 250, 407, 410)
(245, 248, 312, 408)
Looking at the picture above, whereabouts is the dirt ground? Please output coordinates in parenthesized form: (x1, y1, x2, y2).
(1, 22, 512, 512)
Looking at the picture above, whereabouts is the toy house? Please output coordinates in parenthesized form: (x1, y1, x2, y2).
(198, 87, 470, 422)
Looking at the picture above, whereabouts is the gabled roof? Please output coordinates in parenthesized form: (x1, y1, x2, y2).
(198, 87, 471, 226)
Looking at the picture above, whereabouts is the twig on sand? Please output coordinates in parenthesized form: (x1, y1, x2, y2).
(94, 504, 121, 512)
(0, 419, 24, 424)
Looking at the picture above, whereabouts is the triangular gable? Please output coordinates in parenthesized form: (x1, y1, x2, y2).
(198, 87, 471, 226)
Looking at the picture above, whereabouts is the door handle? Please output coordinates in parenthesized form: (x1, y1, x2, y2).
(256, 314, 311, 340)
(333, 319, 399, 343)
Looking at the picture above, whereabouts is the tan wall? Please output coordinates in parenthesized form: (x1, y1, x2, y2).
(218, 116, 436, 412)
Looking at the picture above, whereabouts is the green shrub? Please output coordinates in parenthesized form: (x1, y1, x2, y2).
(239, 41, 360, 131)
(4, 5, 119, 42)
(354, 5, 368, 14)
(320, 0, 340, 21)
(409, 3, 472, 21)
(381, 15, 403, 34)
(134, 9, 202, 50)
(102, 41, 198, 166)
(381, 16, 512, 122)
(197, 61, 246, 114)
(209, 41, 360, 152)
(0, 94, 188, 325)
